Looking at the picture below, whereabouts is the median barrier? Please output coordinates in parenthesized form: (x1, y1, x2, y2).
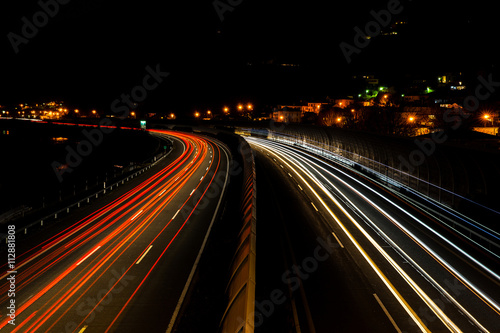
(219, 136, 256, 333)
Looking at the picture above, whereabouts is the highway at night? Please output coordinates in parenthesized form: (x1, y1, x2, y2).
(248, 137, 500, 333)
(0, 130, 230, 333)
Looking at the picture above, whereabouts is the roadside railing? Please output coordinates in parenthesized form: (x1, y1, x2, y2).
(268, 132, 500, 258)
(1, 144, 172, 242)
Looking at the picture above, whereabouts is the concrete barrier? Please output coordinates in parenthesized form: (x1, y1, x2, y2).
(219, 137, 257, 333)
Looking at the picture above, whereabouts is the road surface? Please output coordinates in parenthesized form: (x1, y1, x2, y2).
(0, 130, 230, 333)
(248, 137, 500, 333)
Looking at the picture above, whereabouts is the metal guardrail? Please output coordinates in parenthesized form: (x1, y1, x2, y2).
(269, 134, 500, 258)
(2, 146, 172, 242)
(265, 126, 500, 216)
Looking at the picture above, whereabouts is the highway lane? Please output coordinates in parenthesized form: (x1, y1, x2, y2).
(247, 137, 500, 333)
(253, 151, 399, 333)
(0, 130, 230, 332)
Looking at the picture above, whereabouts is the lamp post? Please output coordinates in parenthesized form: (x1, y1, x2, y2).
(483, 114, 493, 127)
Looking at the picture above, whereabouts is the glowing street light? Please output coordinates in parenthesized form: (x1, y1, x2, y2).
(237, 104, 243, 111)
(247, 103, 253, 111)
(483, 114, 493, 126)
(170, 113, 175, 119)
(223, 107, 229, 113)
(194, 111, 200, 118)
(130, 111, 136, 117)
(408, 116, 415, 122)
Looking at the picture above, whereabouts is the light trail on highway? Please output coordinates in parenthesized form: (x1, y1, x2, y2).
(0, 130, 230, 332)
(247, 136, 500, 333)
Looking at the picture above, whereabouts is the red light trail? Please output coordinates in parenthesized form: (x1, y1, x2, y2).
(0, 129, 229, 332)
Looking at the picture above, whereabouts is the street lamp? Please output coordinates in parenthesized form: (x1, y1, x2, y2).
(194, 111, 200, 118)
(223, 107, 229, 113)
(483, 114, 493, 126)
(247, 103, 253, 111)
(237, 104, 243, 111)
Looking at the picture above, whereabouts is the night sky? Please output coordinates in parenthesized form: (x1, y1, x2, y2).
(1, 0, 498, 114)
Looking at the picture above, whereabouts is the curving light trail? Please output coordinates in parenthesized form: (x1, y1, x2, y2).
(0, 130, 229, 332)
(247, 137, 500, 333)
